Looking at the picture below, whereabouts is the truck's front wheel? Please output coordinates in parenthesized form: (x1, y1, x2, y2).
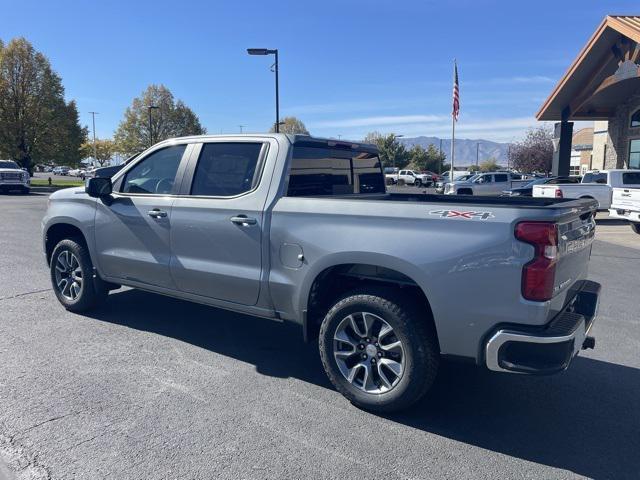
(319, 288, 439, 412)
(50, 238, 108, 312)
(631, 222, 640, 234)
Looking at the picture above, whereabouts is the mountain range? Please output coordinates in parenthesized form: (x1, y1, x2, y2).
(399, 136, 509, 166)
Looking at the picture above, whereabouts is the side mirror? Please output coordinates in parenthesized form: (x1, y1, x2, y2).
(86, 177, 112, 198)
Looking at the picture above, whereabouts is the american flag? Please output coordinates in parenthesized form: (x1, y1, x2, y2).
(452, 61, 460, 121)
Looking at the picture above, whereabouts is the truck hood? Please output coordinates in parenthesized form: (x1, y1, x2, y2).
(49, 186, 86, 200)
(0, 168, 25, 173)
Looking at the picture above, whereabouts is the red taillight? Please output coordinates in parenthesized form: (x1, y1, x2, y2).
(515, 222, 558, 301)
(554, 188, 563, 198)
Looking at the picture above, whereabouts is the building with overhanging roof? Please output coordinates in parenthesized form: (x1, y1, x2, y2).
(537, 15, 640, 175)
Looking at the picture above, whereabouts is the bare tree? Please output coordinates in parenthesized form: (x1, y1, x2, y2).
(509, 126, 554, 173)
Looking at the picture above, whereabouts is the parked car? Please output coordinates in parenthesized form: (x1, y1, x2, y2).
(421, 170, 440, 182)
(385, 169, 432, 187)
(0, 160, 30, 194)
(52, 166, 70, 175)
(68, 168, 85, 177)
(533, 169, 640, 210)
(435, 171, 472, 192)
(84, 153, 141, 180)
(444, 172, 530, 195)
(608, 171, 640, 234)
(43, 134, 601, 412)
(501, 176, 581, 197)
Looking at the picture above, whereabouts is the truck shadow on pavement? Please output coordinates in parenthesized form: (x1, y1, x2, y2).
(89, 288, 638, 480)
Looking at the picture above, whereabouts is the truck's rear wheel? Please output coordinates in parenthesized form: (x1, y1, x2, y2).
(631, 223, 640, 234)
(319, 288, 439, 412)
(50, 238, 108, 312)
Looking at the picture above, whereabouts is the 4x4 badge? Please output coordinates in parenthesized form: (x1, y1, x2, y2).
(429, 210, 494, 220)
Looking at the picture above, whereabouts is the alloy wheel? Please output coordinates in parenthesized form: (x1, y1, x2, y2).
(333, 312, 405, 394)
(54, 250, 83, 301)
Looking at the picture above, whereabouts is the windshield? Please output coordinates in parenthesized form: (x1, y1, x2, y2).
(0, 160, 20, 169)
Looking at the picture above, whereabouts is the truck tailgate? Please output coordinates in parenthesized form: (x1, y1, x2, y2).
(533, 185, 558, 199)
(554, 210, 596, 302)
(611, 187, 640, 210)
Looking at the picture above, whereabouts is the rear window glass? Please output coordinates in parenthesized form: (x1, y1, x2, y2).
(583, 172, 607, 184)
(622, 172, 640, 185)
(287, 146, 385, 196)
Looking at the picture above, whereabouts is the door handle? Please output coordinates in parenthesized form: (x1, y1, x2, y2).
(230, 215, 257, 226)
(148, 209, 168, 218)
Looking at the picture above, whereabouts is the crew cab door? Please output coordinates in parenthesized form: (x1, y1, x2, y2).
(94, 144, 190, 288)
(492, 173, 510, 194)
(169, 140, 272, 306)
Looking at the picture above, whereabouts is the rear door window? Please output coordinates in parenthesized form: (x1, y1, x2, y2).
(191, 142, 264, 197)
(494, 174, 508, 182)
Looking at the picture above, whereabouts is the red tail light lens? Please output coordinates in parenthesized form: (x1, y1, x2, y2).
(515, 222, 558, 301)
(555, 188, 563, 198)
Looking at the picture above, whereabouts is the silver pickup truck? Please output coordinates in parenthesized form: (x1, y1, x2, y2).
(42, 134, 601, 412)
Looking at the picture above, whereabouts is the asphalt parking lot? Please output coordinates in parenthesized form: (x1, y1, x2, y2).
(0, 193, 638, 479)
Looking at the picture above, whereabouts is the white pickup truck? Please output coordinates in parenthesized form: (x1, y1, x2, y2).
(533, 169, 640, 210)
(385, 169, 432, 187)
(608, 171, 640, 233)
(444, 172, 530, 196)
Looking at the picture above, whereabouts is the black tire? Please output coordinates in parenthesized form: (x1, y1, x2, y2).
(319, 287, 439, 412)
(50, 238, 108, 312)
(414, 179, 422, 187)
(631, 223, 640, 234)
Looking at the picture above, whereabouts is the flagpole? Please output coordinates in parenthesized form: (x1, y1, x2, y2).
(450, 59, 456, 183)
(450, 111, 455, 183)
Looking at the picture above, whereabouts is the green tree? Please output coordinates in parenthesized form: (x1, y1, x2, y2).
(80, 138, 116, 167)
(479, 158, 500, 172)
(469, 164, 481, 173)
(363, 132, 409, 169)
(270, 116, 309, 135)
(407, 144, 447, 173)
(114, 84, 205, 155)
(0, 38, 87, 172)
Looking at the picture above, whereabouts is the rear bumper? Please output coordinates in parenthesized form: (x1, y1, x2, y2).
(485, 280, 600, 374)
(609, 208, 640, 223)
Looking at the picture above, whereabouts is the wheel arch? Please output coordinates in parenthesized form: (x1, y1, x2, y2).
(300, 256, 438, 346)
(45, 221, 90, 266)
(578, 195, 599, 208)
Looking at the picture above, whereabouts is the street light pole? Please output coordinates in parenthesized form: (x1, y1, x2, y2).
(239, 125, 245, 133)
(89, 111, 98, 166)
(274, 49, 279, 133)
(476, 142, 480, 167)
(391, 134, 404, 170)
(247, 48, 280, 133)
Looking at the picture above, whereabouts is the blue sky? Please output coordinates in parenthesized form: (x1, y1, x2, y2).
(1, 0, 637, 142)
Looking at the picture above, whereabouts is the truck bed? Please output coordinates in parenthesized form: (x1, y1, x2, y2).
(343, 192, 598, 211)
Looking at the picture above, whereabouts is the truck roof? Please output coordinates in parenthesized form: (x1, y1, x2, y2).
(155, 133, 379, 154)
